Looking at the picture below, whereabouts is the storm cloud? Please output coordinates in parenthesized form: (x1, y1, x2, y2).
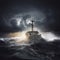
(0, 0, 60, 37)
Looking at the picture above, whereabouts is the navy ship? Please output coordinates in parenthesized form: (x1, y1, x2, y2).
(26, 20, 45, 44)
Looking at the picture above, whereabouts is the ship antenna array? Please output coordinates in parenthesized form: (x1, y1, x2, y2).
(31, 20, 41, 31)
(31, 20, 34, 32)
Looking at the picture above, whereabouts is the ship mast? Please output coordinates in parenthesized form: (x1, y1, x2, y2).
(31, 20, 34, 32)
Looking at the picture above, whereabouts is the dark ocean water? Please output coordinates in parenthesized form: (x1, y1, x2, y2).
(0, 39, 60, 60)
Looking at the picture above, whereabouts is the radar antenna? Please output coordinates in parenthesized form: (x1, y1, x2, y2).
(31, 20, 34, 31)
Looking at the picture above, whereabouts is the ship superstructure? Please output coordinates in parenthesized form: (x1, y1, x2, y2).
(26, 20, 45, 44)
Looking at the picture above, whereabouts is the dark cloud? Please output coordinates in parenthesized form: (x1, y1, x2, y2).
(0, 0, 60, 36)
(42, 9, 60, 36)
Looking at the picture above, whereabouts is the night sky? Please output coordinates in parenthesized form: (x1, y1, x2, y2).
(0, 0, 60, 36)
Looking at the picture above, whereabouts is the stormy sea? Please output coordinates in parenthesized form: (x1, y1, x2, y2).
(0, 0, 60, 60)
